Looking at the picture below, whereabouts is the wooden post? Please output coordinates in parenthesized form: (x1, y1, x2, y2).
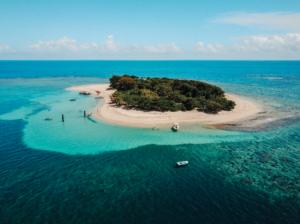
(62, 114, 64, 122)
(84, 111, 86, 117)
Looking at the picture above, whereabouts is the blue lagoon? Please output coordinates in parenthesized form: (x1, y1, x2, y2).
(1, 61, 300, 223)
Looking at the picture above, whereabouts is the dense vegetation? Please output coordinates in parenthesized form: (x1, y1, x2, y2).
(109, 75, 235, 113)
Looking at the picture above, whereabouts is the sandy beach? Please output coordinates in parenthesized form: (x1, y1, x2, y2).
(67, 84, 262, 128)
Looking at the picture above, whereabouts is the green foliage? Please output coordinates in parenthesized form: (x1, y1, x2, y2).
(109, 75, 122, 88)
(139, 89, 159, 99)
(116, 77, 136, 90)
(185, 97, 198, 110)
(109, 75, 235, 112)
(206, 101, 223, 113)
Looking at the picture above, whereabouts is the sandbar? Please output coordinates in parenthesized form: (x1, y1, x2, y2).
(67, 84, 262, 128)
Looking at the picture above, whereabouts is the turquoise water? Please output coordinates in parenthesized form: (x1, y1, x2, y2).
(0, 78, 255, 154)
(1, 61, 300, 223)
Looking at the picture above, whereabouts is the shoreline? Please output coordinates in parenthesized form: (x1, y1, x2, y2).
(67, 83, 263, 129)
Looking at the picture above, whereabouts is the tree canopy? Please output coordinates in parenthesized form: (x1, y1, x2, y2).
(109, 75, 235, 113)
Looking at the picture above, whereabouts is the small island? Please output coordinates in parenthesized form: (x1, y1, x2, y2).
(67, 76, 261, 128)
(109, 75, 236, 113)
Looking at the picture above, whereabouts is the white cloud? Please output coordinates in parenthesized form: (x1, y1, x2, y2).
(26, 36, 122, 54)
(25, 36, 182, 55)
(192, 33, 300, 54)
(192, 42, 225, 53)
(27, 37, 77, 52)
(0, 45, 13, 54)
(100, 35, 121, 53)
(230, 33, 300, 53)
(2, 33, 299, 60)
(79, 43, 90, 50)
(135, 43, 182, 53)
(213, 12, 300, 31)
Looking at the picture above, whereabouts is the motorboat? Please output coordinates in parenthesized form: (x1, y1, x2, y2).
(173, 123, 179, 131)
(79, 91, 86, 94)
(83, 92, 91, 95)
(45, 117, 53, 120)
(95, 96, 104, 99)
(70, 99, 76, 101)
(176, 161, 188, 166)
(87, 113, 93, 116)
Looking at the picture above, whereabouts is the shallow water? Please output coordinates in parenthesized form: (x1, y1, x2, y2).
(1, 61, 300, 223)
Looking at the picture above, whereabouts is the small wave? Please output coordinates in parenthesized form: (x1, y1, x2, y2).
(263, 77, 284, 80)
(247, 76, 284, 80)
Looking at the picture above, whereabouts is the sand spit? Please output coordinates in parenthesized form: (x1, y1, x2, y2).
(67, 84, 263, 128)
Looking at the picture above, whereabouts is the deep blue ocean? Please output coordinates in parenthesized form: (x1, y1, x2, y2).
(1, 61, 300, 223)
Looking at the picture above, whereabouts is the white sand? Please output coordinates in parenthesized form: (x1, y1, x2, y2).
(67, 84, 262, 128)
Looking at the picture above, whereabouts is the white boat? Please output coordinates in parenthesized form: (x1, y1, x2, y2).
(45, 117, 53, 120)
(95, 96, 104, 99)
(173, 123, 179, 131)
(176, 161, 188, 166)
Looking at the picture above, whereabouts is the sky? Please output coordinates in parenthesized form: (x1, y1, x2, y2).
(0, 0, 300, 60)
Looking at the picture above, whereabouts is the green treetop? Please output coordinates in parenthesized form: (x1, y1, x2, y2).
(109, 75, 235, 113)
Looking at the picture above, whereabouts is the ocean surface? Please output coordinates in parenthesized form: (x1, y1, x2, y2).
(1, 61, 300, 223)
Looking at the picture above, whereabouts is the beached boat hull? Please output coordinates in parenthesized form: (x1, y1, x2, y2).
(173, 123, 179, 131)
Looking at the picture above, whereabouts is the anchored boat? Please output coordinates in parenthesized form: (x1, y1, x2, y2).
(176, 161, 188, 166)
(173, 123, 179, 131)
(95, 96, 104, 99)
(45, 117, 53, 120)
(70, 99, 76, 101)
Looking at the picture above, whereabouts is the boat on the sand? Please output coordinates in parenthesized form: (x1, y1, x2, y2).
(176, 161, 188, 166)
(79, 91, 91, 95)
(95, 96, 104, 99)
(173, 123, 179, 131)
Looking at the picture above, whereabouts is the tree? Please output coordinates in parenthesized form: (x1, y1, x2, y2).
(197, 97, 207, 110)
(156, 84, 173, 97)
(169, 91, 181, 102)
(224, 100, 236, 111)
(206, 101, 222, 113)
(117, 77, 136, 90)
(181, 104, 186, 111)
(139, 89, 159, 99)
(109, 75, 122, 88)
(108, 75, 235, 112)
(123, 94, 131, 107)
(115, 96, 124, 106)
(185, 97, 198, 110)
(157, 97, 169, 111)
(109, 94, 116, 103)
(138, 97, 153, 110)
